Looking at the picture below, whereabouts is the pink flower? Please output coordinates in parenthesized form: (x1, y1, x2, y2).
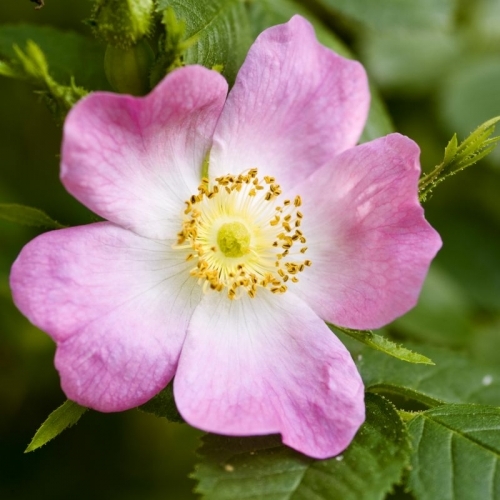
(10, 16, 441, 458)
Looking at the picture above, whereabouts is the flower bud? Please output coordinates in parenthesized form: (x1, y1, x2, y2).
(91, 0, 154, 48)
(104, 39, 154, 96)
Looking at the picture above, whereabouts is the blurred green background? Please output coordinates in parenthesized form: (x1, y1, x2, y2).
(0, 0, 499, 499)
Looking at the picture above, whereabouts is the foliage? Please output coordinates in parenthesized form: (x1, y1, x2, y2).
(25, 400, 87, 452)
(0, 203, 65, 230)
(194, 394, 411, 500)
(1, 0, 500, 499)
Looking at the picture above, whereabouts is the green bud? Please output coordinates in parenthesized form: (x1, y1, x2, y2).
(91, 0, 154, 48)
(104, 39, 154, 96)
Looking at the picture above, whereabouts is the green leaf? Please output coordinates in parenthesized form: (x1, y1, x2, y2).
(0, 203, 65, 229)
(0, 24, 109, 90)
(193, 393, 411, 500)
(138, 382, 184, 423)
(156, 0, 253, 84)
(419, 116, 500, 201)
(352, 342, 500, 408)
(407, 404, 500, 499)
(313, 0, 455, 32)
(331, 324, 433, 365)
(25, 400, 88, 452)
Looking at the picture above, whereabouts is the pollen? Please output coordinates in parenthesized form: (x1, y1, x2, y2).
(174, 169, 311, 299)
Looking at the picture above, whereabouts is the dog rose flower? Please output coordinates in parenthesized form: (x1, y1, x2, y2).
(10, 16, 441, 458)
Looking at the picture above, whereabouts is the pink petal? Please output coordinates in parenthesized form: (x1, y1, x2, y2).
(61, 66, 228, 240)
(209, 15, 370, 191)
(174, 291, 364, 459)
(293, 133, 442, 329)
(10, 223, 202, 411)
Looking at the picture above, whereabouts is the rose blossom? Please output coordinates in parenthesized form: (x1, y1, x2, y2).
(10, 16, 441, 458)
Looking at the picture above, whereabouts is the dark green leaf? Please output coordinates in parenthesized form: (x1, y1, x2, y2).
(408, 404, 500, 499)
(193, 393, 411, 500)
(139, 382, 184, 423)
(314, 0, 455, 32)
(352, 342, 500, 408)
(156, 0, 253, 84)
(25, 400, 88, 452)
(0, 203, 65, 229)
(331, 324, 433, 364)
(0, 24, 109, 90)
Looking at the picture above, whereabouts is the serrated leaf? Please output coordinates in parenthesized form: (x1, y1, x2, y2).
(193, 393, 411, 500)
(331, 324, 433, 364)
(407, 404, 500, 500)
(419, 116, 500, 201)
(315, 0, 455, 32)
(138, 382, 184, 423)
(0, 203, 65, 229)
(0, 24, 109, 90)
(25, 400, 87, 452)
(156, 0, 253, 84)
(352, 342, 500, 408)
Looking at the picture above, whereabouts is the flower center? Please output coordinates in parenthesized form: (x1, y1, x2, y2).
(217, 222, 251, 258)
(175, 169, 311, 300)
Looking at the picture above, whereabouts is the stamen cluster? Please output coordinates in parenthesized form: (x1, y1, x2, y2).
(175, 169, 312, 299)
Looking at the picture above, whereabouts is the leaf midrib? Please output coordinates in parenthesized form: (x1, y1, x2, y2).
(422, 412, 500, 458)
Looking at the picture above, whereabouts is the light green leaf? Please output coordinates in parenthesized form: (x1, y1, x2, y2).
(351, 342, 500, 408)
(0, 24, 109, 90)
(156, 0, 253, 84)
(313, 0, 455, 32)
(407, 404, 500, 500)
(419, 116, 500, 201)
(0, 203, 65, 229)
(194, 393, 411, 500)
(25, 400, 88, 452)
(331, 324, 433, 365)
(139, 382, 184, 423)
